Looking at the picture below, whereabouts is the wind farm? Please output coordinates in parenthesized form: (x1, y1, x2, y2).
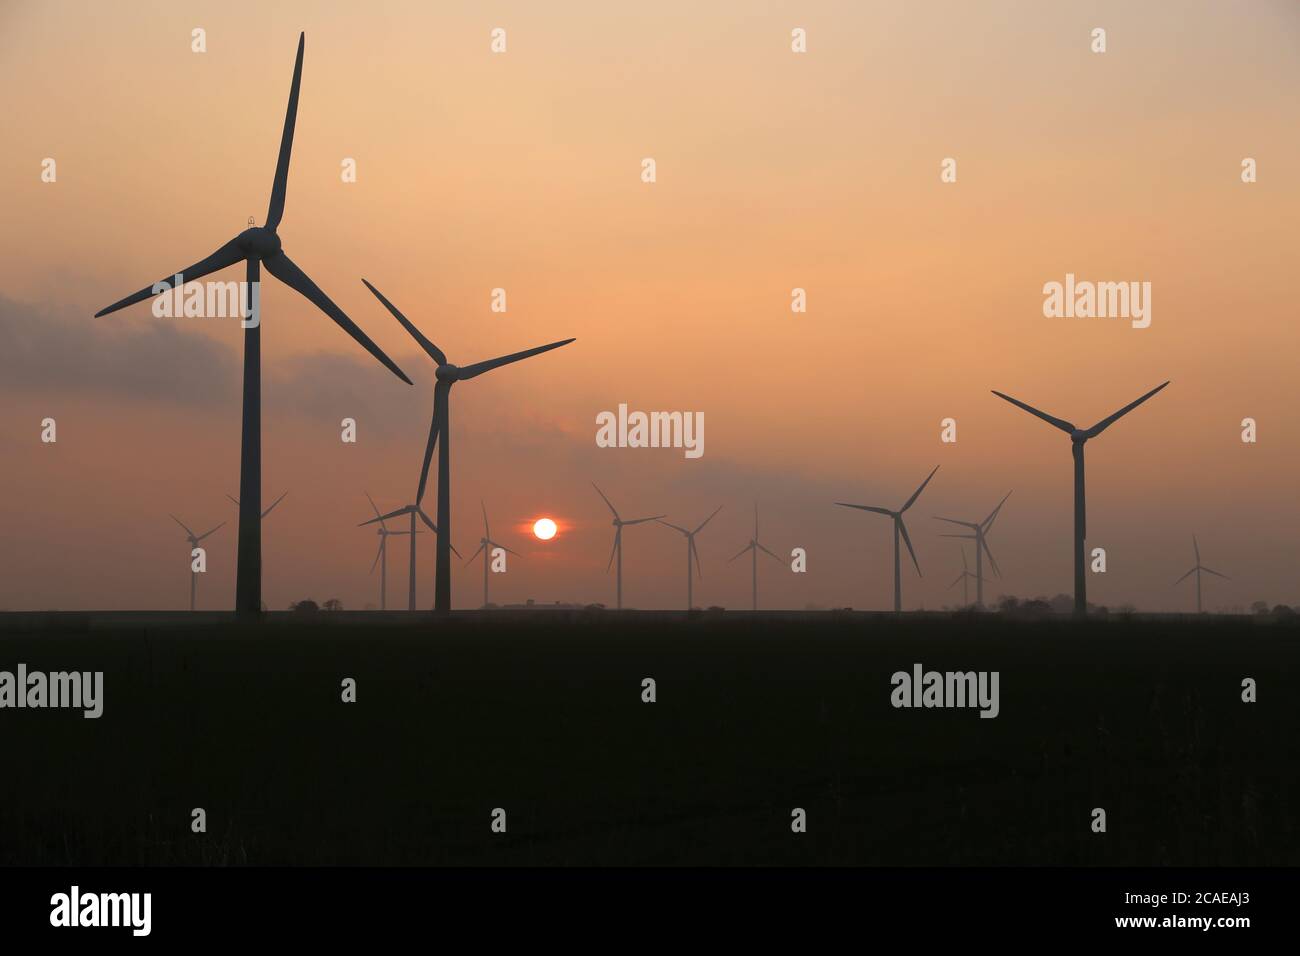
(3, 5, 1298, 888)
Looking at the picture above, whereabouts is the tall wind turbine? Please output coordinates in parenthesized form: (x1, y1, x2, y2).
(933, 491, 1011, 608)
(948, 548, 976, 607)
(359, 498, 450, 612)
(1174, 534, 1229, 614)
(95, 34, 411, 619)
(363, 492, 419, 611)
(728, 504, 781, 610)
(227, 491, 288, 519)
(362, 279, 574, 613)
(991, 382, 1169, 616)
(171, 515, 225, 612)
(466, 502, 520, 609)
(659, 506, 723, 609)
(592, 483, 664, 610)
(836, 465, 939, 613)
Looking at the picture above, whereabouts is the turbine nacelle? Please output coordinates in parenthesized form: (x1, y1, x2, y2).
(435, 364, 461, 382)
(236, 226, 282, 258)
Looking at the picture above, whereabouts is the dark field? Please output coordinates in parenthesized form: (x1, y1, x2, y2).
(1, 611, 1296, 866)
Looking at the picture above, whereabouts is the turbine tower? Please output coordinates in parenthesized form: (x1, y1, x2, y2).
(836, 465, 939, 613)
(728, 504, 781, 611)
(466, 502, 520, 608)
(227, 491, 288, 519)
(933, 491, 1011, 608)
(592, 483, 664, 610)
(948, 548, 976, 607)
(992, 382, 1169, 616)
(659, 506, 723, 609)
(95, 34, 410, 619)
(362, 279, 574, 613)
(1174, 534, 1229, 614)
(171, 515, 225, 612)
(363, 492, 418, 611)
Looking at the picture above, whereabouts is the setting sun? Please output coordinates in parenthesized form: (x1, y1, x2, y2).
(533, 518, 558, 541)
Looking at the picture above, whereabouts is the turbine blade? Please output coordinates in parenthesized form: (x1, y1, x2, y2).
(415, 402, 441, 506)
(226, 494, 240, 507)
(1202, 567, 1230, 580)
(624, 515, 666, 526)
(94, 239, 244, 317)
(948, 572, 966, 589)
(457, 338, 576, 380)
(466, 543, 485, 564)
(265, 33, 305, 229)
(835, 503, 893, 516)
(1193, 534, 1200, 563)
(360, 506, 409, 527)
(481, 500, 490, 538)
(365, 491, 387, 528)
(728, 543, 753, 563)
(898, 518, 921, 576)
(691, 537, 703, 580)
(900, 465, 940, 512)
(981, 536, 1001, 577)
(982, 491, 1013, 530)
(606, 527, 620, 572)
(939, 533, 977, 540)
(1083, 381, 1170, 438)
(418, 507, 461, 558)
(693, 505, 724, 534)
(196, 521, 225, 542)
(658, 520, 690, 535)
(757, 543, 781, 562)
(1173, 567, 1196, 585)
(961, 549, 969, 571)
(361, 279, 446, 365)
(491, 542, 522, 558)
(170, 514, 195, 537)
(261, 491, 288, 518)
(990, 390, 1076, 434)
(263, 252, 411, 384)
(370, 540, 383, 574)
(592, 482, 620, 520)
(753, 503, 759, 539)
(933, 515, 978, 529)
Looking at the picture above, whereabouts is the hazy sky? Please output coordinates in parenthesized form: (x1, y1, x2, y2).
(1, 0, 1297, 612)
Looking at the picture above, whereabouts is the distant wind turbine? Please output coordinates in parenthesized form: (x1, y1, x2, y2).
(836, 465, 939, 613)
(933, 491, 1011, 608)
(466, 502, 520, 609)
(359, 497, 452, 612)
(362, 279, 573, 613)
(659, 506, 723, 609)
(592, 483, 664, 610)
(171, 515, 225, 612)
(1174, 534, 1229, 614)
(363, 492, 419, 611)
(992, 382, 1169, 616)
(227, 491, 288, 519)
(948, 548, 976, 607)
(729, 504, 781, 610)
(95, 34, 410, 618)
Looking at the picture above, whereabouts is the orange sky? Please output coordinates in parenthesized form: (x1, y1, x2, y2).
(1, 0, 1297, 611)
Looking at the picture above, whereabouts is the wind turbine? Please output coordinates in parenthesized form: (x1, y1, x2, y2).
(227, 491, 288, 519)
(362, 279, 574, 613)
(991, 382, 1169, 616)
(659, 506, 723, 609)
(363, 492, 419, 611)
(359, 498, 451, 612)
(1174, 534, 1229, 614)
(836, 465, 939, 613)
(592, 483, 664, 610)
(94, 34, 411, 619)
(933, 491, 1011, 608)
(948, 548, 976, 607)
(728, 504, 781, 610)
(171, 515, 225, 612)
(466, 502, 520, 609)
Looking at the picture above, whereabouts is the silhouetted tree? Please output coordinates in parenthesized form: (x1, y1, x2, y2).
(290, 599, 319, 614)
(323, 598, 343, 611)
